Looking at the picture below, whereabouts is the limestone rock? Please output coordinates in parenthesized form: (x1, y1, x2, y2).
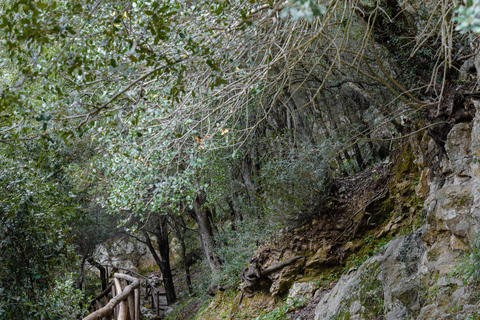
(415, 168, 430, 198)
(313, 73, 480, 320)
(470, 101, 480, 177)
(445, 122, 472, 177)
(315, 232, 427, 319)
(433, 183, 474, 238)
(305, 244, 335, 271)
(94, 238, 156, 272)
(269, 257, 304, 296)
(287, 282, 316, 305)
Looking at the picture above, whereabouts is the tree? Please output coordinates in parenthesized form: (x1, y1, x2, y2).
(142, 214, 177, 305)
(0, 0, 474, 304)
(0, 141, 74, 319)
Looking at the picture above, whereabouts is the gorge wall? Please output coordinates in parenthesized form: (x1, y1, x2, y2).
(313, 101, 480, 319)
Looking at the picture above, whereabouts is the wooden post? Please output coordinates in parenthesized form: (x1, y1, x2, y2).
(95, 300, 103, 311)
(124, 296, 130, 320)
(102, 296, 109, 320)
(128, 292, 135, 320)
(149, 286, 153, 311)
(150, 286, 157, 315)
(111, 285, 117, 320)
(114, 278, 126, 320)
(134, 288, 140, 320)
(156, 291, 160, 316)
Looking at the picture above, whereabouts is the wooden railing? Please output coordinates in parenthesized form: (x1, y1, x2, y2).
(83, 273, 140, 320)
(83, 271, 169, 320)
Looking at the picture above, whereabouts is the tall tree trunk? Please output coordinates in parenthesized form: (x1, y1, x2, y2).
(242, 156, 256, 205)
(75, 256, 87, 290)
(153, 215, 176, 305)
(284, 87, 306, 139)
(193, 190, 221, 275)
(142, 216, 176, 305)
(227, 197, 242, 223)
(313, 97, 348, 177)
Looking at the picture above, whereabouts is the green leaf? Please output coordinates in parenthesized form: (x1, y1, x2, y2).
(312, 5, 327, 16)
(37, 2, 48, 10)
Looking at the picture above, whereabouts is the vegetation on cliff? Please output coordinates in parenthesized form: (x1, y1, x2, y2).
(1, 0, 479, 319)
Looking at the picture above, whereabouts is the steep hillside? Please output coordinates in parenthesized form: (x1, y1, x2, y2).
(189, 77, 480, 320)
(4, 1, 480, 320)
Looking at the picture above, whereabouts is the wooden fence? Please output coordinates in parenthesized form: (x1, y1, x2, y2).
(82, 265, 169, 320)
(83, 273, 140, 320)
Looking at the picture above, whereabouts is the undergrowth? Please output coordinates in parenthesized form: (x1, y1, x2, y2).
(214, 215, 285, 288)
(344, 235, 391, 272)
(454, 232, 480, 289)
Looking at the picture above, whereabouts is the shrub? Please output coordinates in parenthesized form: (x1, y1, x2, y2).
(454, 232, 480, 288)
(259, 139, 331, 218)
(214, 216, 283, 288)
(44, 274, 89, 320)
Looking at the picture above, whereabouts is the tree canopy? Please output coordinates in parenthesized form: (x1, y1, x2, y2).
(0, 0, 475, 317)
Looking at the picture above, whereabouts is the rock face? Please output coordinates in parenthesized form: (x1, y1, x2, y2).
(92, 237, 158, 272)
(315, 102, 480, 319)
(287, 282, 316, 305)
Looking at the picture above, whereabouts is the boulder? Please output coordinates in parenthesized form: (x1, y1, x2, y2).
(445, 122, 472, 177)
(315, 232, 427, 320)
(305, 244, 335, 272)
(286, 282, 316, 306)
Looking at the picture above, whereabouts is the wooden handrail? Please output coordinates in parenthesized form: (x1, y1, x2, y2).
(88, 281, 113, 308)
(87, 263, 168, 317)
(83, 273, 140, 320)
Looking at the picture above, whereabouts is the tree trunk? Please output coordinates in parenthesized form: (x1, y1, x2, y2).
(284, 88, 306, 139)
(87, 257, 108, 292)
(75, 256, 87, 290)
(193, 190, 221, 275)
(142, 216, 176, 305)
(242, 156, 257, 206)
(227, 197, 242, 223)
(153, 215, 176, 305)
(313, 100, 348, 177)
(353, 143, 366, 171)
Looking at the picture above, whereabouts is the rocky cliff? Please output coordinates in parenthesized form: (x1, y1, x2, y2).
(313, 101, 480, 319)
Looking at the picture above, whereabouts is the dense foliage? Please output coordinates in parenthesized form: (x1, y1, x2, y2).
(0, 142, 74, 319)
(0, 0, 476, 317)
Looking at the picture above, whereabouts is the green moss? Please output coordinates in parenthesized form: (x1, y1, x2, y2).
(305, 264, 343, 285)
(344, 234, 391, 273)
(333, 261, 385, 319)
(453, 194, 474, 210)
(380, 196, 395, 213)
(397, 144, 416, 175)
(193, 290, 242, 320)
(427, 247, 440, 262)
